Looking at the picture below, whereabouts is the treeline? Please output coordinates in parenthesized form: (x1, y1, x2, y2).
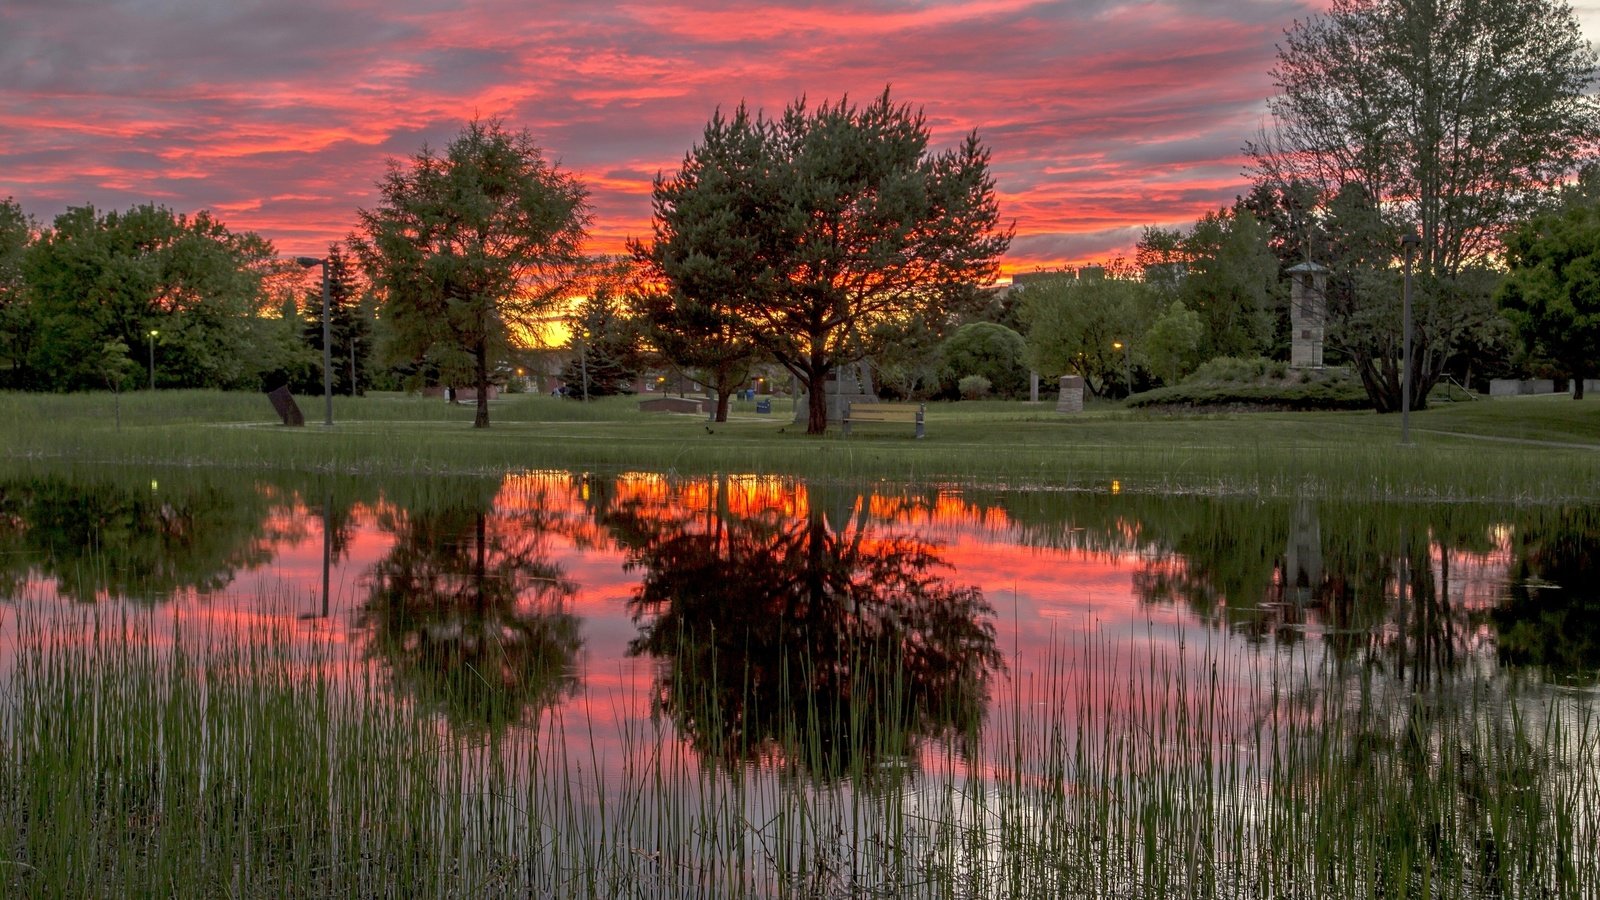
(3, 0, 1599, 421)
(0, 201, 377, 396)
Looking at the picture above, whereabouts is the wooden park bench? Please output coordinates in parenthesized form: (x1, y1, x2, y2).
(842, 401, 925, 438)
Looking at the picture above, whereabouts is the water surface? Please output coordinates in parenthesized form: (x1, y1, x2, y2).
(5, 464, 1594, 758)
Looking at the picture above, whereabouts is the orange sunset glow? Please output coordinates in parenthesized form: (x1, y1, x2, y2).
(13, 2, 1596, 276)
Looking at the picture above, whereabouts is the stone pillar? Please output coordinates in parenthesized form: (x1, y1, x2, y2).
(1030, 370, 1040, 402)
(1285, 497, 1322, 606)
(1287, 261, 1328, 368)
(1056, 375, 1085, 413)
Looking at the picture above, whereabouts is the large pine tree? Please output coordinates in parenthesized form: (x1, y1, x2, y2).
(639, 91, 1010, 434)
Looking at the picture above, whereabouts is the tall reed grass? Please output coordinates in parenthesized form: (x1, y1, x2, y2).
(2, 603, 1594, 898)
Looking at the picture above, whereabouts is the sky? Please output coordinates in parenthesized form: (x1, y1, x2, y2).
(4, 0, 1600, 280)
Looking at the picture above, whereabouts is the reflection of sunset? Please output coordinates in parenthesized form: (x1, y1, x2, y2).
(2, 469, 1574, 783)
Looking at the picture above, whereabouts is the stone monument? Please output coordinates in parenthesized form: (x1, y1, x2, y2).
(1056, 375, 1085, 413)
(1287, 261, 1328, 368)
(795, 361, 876, 426)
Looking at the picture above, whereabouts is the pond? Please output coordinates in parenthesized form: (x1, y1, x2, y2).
(2, 463, 1596, 897)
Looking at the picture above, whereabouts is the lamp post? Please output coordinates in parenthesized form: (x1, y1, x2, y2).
(300, 489, 333, 623)
(296, 256, 334, 427)
(1113, 340, 1131, 398)
(1400, 231, 1421, 446)
(147, 329, 158, 390)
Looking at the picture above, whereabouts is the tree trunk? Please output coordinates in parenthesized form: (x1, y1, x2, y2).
(802, 349, 832, 435)
(474, 512, 488, 611)
(474, 346, 491, 428)
(1575, 377, 1586, 400)
(1352, 343, 1440, 413)
(1352, 351, 1400, 413)
(1409, 343, 1439, 412)
(806, 378, 828, 434)
(714, 389, 731, 422)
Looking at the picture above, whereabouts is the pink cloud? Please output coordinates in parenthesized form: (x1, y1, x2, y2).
(6, 0, 1537, 272)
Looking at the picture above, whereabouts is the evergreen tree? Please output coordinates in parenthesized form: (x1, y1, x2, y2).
(639, 91, 1010, 434)
(298, 243, 372, 396)
(558, 285, 643, 399)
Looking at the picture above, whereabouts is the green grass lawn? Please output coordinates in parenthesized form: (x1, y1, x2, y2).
(5, 389, 1598, 501)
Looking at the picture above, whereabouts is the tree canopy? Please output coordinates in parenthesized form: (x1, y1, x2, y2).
(1138, 208, 1282, 362)
(1500, 179, 1600, 398)
(20, 203, 274, 392)
(1251, 0, 1600, 412)
(939, 321, 1029, 400)
(0, 198, 33, 388)
(353, 119, 590, 427)
(630, 110, 769, 421)
(639, 91, 1011, 433)
(1018, 274, 1153, 397)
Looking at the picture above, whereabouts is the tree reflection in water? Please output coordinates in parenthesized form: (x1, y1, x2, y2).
(0, 472, 279, 602)
(1120, 497, 1532, 686)
(591, 475, 1003, 775)
(1494, 509, 1600, 681)
(363, 499, 582, 735)
(1094, 494, 1596, 890)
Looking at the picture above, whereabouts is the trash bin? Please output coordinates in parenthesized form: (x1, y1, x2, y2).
(756, 399, 772, 414)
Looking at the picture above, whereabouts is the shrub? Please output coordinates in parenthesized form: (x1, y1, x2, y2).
(1128, 357, 1369, 410)
(1185, 356, 1289, 385)
(940, 323, 1029, 399)
(1127, 379, 1371, 411)
(958, 374, 993, 400)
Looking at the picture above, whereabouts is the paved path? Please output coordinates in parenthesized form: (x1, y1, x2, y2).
(1413, 428, 1600, 451)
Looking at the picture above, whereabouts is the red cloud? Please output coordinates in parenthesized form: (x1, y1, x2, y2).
(0, 0, 1476, 272)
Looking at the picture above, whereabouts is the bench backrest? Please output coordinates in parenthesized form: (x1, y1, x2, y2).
(842, 401, 926, 437)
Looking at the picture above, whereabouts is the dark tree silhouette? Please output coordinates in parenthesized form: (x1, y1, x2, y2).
(0, 472, 277, 602)
(295, 242, 372, 396)
(363, 502, 582, 734)
(638, 92, 1010, 434)
(591, 475, 1002, 774)
(353, 119, 590, 428)
(1493, 513, 1600, 681)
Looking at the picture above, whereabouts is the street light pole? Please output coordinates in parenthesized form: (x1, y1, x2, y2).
(296, 256, 334, 427)
(1113, 340, 1131, 398)
(1400, 232, 1421, 446)
(147, 329, 158, 390)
